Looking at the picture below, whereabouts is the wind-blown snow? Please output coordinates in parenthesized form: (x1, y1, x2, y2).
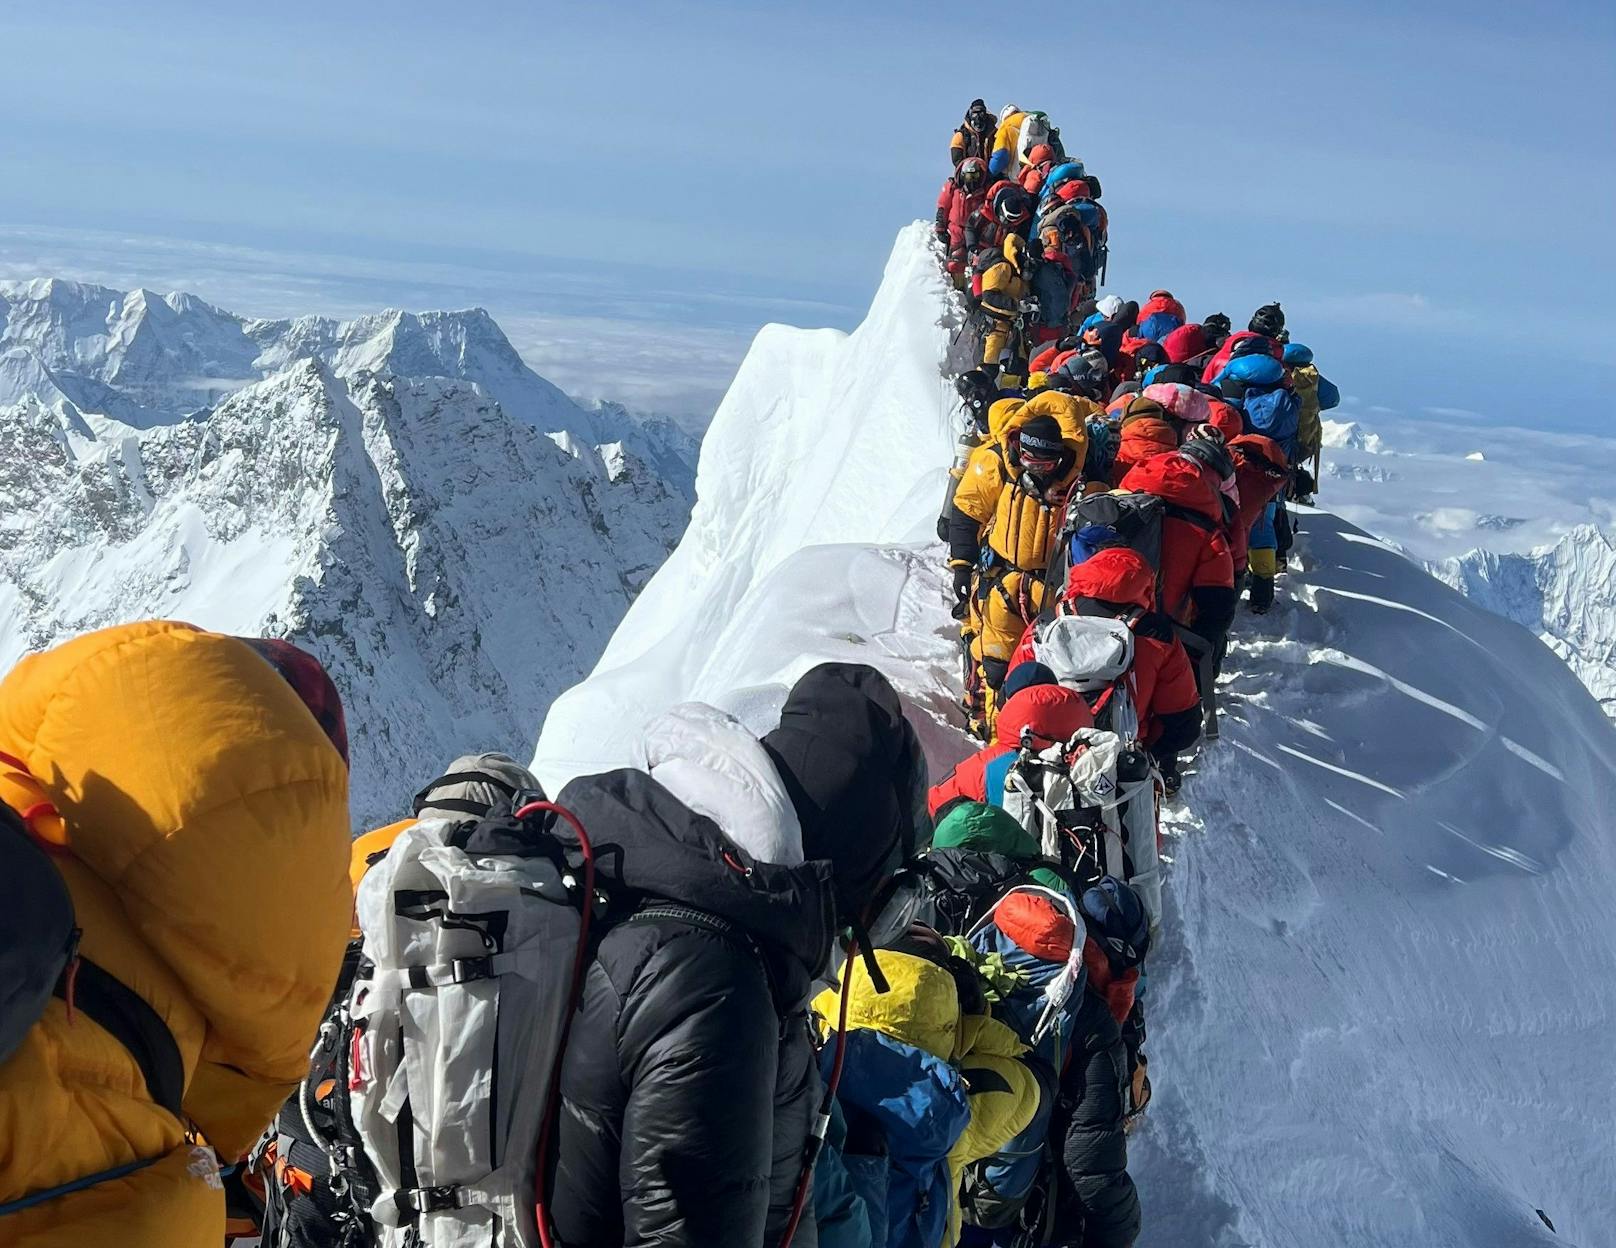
(535, 224, 1616, 1244)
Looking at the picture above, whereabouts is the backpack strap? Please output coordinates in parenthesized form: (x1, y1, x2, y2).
(1160, 501, 1218, 533)
(54, 956, 184, 1119)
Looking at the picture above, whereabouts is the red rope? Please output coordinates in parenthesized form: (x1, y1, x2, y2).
(519, 800, 596, 1248)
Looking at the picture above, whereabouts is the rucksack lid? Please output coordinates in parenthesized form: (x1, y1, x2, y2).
(1034, 614, 1134, 694)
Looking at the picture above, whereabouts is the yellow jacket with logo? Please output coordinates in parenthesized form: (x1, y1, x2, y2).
(0, 622, 351, 1248)
(955, 393, 1088, 573)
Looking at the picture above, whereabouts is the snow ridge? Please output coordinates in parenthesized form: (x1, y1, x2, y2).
(535, 224, 1616, 1244)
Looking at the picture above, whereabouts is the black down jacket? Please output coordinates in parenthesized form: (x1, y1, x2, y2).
(1053, 987, 1141, 1248)
(546, 767, 835, 1248)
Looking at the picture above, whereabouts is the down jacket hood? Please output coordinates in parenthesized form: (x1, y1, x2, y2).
(932, 800, 1040, 860)
(762, 663, 928, 917)
(556, 767, 835, 981)
(995, 683, 1094, 748)
(636, 702, 804, 866)
(1063, 547, 1156, 612)
(1160, 321, 1208, 364)
(1120, 451, 1224, 522)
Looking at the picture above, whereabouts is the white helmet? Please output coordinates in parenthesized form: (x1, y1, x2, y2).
(999, 103, 1022, 122)
(1097, 294, 1124, 318)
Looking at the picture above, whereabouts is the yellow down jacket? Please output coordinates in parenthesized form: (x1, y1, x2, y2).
(956, 392, 1088, 574)
(0, 622, 352, 1248)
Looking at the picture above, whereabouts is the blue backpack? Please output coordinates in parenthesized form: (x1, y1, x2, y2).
(1244, 387, 1301, 457)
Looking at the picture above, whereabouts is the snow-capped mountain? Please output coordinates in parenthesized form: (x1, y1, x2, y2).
(0, 277, 700, 483)
(535, 223, 1616, 1244)
(1434, 526, 1616, 721)
(0, 280, 696, 827)
(1314, 415, 1616, 725)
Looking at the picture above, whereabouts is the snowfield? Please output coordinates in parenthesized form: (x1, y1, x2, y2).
(535, 224, 1616, 1245)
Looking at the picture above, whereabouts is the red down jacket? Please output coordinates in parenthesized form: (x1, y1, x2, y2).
(928, 684, 1092, 819)
(1005, 549, 1200, 748)
(1118, 453, 1235, 626)
(1228, 434, 1291, 568)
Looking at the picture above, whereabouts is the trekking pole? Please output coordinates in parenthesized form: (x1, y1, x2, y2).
(777, 941, 858, 1248)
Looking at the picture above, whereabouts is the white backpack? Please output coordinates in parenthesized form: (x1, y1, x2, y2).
(348, 809, 591, 1248)
(1000, 727, 1163, 934)
(1033, 613, 1140, 741)
(1015, 111, 1052, 167)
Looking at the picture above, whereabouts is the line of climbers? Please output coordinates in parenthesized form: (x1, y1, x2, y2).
(925, 97, 1343, 1247)
(1, 626, 1161, 1248)
(0, 106, 1343, 1248)
(937, 102, 1108, 374)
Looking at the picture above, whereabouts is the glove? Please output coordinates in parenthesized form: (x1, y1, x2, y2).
(951, 563, 974, 604)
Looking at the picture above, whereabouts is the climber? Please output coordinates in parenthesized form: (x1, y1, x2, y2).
(950, 98, 997, 167)
(937, 369, 1005, 543)
(928, 668, 1095, 819)
(547, 663, 928, 1248)
(988, 104, 1028, 176)
(1118, 448, 1238, 710)
(257, 752, 545, 1243)
(914, 799, 1071, 935)
(810, 934, 1041, 1248)
(936, 156, 989, 281)
(1052, 878, 1152, 1248)
(1134, 290, 1187, 342)
(1029, 207, 1087, 345)
(1199, 312, 1233, 355)
(1199, 302, 1286, 385)
(1284, 341, 1339, 495)
(0, 622, 352, 1247)
(1108, 394, 1182, 485)
(949, 397, 1089, 726)
(1019, 143, 1059, 197)
(1226, 433, 1293, 614)
(977, 234, 1035, 380)
(1007, 548, 1204, 794)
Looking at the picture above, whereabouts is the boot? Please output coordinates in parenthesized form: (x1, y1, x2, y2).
(1248, 574, 1276, 615)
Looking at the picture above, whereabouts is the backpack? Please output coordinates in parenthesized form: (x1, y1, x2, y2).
(957, 885, 1087, 1231)
(257, 798, 594, 1248)
(1015, 112, 1053, 168)
(1243, 387, 1301, 458)
(999, 730, 1164, 934)
(1044, 491, 1165, 597)
(344, 802, 594, 1248)
(959, 1055, 1060, 1238)
(1030, 614, 1140, 739)
(913, 850, 1045, 938)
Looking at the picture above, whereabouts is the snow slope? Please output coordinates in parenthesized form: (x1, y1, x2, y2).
(534, 224, 1616, 1244)
(0, 312, 691, 828)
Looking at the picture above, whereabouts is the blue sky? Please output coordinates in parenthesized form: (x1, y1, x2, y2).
(1, 1, 1612, 429)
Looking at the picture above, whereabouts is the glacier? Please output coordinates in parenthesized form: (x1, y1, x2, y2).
(535, 224, 1616, 1244)
(0, 284, 695, 828)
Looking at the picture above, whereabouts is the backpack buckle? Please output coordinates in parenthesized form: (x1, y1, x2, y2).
(450, 957, 493, 983)
(401, 1183, 463, 1213)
